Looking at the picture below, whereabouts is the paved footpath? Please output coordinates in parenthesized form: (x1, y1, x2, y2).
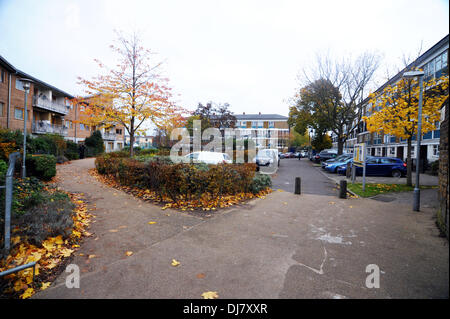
(36, 158, 449, 299)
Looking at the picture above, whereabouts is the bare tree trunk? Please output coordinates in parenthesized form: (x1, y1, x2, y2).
(337, 137, 344, 155)
(130, 132, 135, 157)
(406, 137, 412, 186)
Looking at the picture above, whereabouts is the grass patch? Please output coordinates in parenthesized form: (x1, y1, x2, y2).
(347, 183, 437, 198)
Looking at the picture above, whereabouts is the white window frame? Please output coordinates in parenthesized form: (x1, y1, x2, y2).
(14, 107, 24, 120)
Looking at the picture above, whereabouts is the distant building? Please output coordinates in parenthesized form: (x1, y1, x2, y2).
(232, 113, 290, 151)
(125, 134, 154, 148)
(0, 54, 125, 152)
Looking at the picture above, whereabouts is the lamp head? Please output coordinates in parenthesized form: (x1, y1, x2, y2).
(19, 78, 33, 92)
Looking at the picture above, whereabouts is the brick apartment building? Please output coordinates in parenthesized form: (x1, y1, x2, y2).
(232, 113, 290, 152)
(332, 34, 449, 165)
(0, 55, 125, 152)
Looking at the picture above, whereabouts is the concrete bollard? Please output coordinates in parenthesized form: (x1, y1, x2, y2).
(294, 177, 301, 195)
(339, 180, 347, 199)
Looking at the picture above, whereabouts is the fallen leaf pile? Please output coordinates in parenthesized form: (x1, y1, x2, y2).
(89, 169, 271, 212)
(0, 193, 94, 299)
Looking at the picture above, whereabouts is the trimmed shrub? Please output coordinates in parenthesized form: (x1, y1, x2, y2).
(85, 130, 105, 156)
(26, 154, 57, 181)
(95, 154, 260, 203)
(65, 140, 79, 160)
(250, 173, 272, 194)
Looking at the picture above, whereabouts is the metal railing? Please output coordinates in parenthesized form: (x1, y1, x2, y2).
(33, 95, 69, 115)
(32, 121, 68, 136)
(1, 152, 38, 284)
(2, 152, 20, 255)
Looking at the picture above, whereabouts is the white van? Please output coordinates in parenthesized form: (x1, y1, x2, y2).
(184, 152, 232, 164)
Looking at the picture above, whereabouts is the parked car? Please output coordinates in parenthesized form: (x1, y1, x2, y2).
(321, 154, 352, 168)
(300, 150, 308, 158)
(314, 150, 338, 163)
(184, 152, 232, 164)
(253, 149, 280, 168)
(337, 156, 407, 177)
(294, 152, 301, 158)
(324, 157, 353, 173)
(284, 152, 294, 158)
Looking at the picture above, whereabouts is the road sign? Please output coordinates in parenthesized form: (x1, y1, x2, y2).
(353, 143, 367, 191)
(353, 143, 366, 167)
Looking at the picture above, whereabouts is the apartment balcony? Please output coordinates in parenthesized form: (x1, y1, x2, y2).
(33, 95, 69, 115)
(32, 121, 68, 136)
(102, 131, 116, 141)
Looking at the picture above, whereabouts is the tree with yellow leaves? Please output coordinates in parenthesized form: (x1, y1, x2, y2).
(73, 31, 184, 156)
(363, 73, 448, 186)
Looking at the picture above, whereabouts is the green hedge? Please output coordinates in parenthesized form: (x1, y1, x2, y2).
(26, 154, 57, 181)
(95, 154, 265, 204)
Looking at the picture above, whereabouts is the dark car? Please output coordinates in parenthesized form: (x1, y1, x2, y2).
(314, 151, 338, 163)
(337, 156, 407, 177)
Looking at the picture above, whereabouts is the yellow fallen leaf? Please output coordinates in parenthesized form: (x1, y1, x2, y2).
(41, 282, 51, 290)
(20, 288, 34, 299)
(88, 255, 97, 259)
(201, 291, 219, 299)
(60, 248, 74, 258)
(12, 236, 21, 245)
(109, 229, 119, 233)
(148, 221, 157, 225)
(171, 259, 180, 267)
(125, 251, 133, 256)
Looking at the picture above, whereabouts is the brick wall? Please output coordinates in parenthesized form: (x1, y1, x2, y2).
(438, 99, 448, 239)
(0, 69, 33, 133)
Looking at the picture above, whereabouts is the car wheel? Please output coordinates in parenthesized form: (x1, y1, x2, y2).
(392, 170, 401, 178)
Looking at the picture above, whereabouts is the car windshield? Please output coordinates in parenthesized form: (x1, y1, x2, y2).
(258, 150, 272, 157)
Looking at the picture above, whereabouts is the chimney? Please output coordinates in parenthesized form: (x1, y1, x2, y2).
(243, 112, 245, 115)
(259, 112, 261, 115)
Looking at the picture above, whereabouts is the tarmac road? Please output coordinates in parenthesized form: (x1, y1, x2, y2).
(271, 157, 336, 196)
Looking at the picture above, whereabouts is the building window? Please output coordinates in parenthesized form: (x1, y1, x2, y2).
(432, 145, 439, 157)
(269, 121, 274, 128)
(0, 102, 4, 116)
(15, 79, 25, 91)
(116, 129, 122, 135)
(1, 70, 5, 83)
(80, 123, 84, 130)
(389, 147, 395, 155)
(14, 107, 24, 120)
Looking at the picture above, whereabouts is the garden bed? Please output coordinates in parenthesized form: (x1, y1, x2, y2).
(347, 183, 438, 198)
(93, 153, 272, 212)
(0, 180, 94, 299)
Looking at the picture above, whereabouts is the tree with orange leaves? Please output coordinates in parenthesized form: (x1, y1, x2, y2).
(73, 31, 184, 156)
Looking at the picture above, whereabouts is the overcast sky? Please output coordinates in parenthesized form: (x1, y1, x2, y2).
(0, 0, 449, 118)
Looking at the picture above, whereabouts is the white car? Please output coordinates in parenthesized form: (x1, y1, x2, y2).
(184, 152, 232, 164)
(253, 149, 280, 167)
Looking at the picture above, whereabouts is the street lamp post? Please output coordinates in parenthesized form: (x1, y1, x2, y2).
(403, 70, 424, 212)
(20, 78, 33, 179)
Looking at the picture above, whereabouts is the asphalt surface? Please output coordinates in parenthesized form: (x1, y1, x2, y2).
(36, 158, 449, 299)
(271, 158, 336, 195)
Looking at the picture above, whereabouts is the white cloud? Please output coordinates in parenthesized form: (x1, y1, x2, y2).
(0, 0, 448, 117)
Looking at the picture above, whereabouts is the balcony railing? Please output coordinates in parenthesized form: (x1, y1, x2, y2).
(33, 96, 69, 115)
(102, 131, 116, 141)
(32, 121, 68, 136)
